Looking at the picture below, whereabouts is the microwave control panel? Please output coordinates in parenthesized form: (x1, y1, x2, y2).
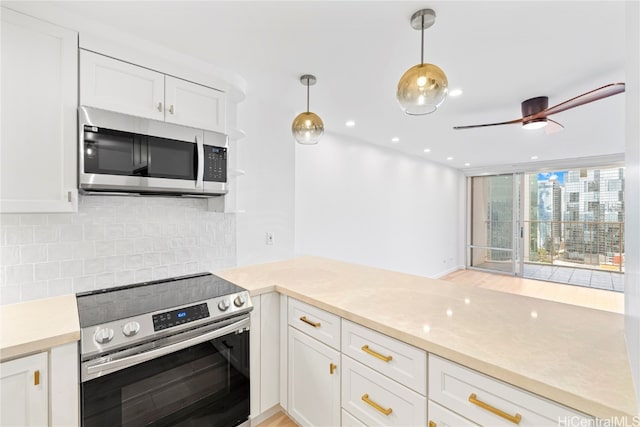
(204, 145, 227, 182)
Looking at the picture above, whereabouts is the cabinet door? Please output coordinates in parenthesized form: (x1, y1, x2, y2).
(0, 352, 48, 427)
(1, 8, 78, 213)
(288, 327, 340, 427)
(80, 50, 164, 121)
(165, 76, 226, 133)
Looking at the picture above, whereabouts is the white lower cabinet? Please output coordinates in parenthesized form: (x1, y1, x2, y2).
(342, 409, 367, 427)
(428, 400, 479, 427)
(341, 355, 426, 427)
(0, 352, 48, 427)
(288, 326, 340, 427)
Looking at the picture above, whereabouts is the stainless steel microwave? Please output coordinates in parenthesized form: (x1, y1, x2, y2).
(79, 106, 227, 197)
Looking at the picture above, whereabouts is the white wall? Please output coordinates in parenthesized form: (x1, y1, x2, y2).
(235, 79, 296, 266)
(0, 196, 236, 304)
(295, 132, 464, 278)
(624, 0, 640, 405)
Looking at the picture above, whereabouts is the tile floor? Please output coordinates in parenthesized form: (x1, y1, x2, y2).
(522, 264, 624, 292)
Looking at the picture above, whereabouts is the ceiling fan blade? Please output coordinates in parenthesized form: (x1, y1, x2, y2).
(453, 118, 523, 130)
(539, 82, 625, 118)
(544, 119, 564, 135)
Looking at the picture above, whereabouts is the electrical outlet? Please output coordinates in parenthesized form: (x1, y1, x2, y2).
(266, 232, 274, 245)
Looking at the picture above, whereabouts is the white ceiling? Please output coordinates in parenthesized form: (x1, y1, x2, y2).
(44, 1, 628, 170)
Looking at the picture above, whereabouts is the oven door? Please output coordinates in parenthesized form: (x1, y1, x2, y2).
(81, 319, 250, 427)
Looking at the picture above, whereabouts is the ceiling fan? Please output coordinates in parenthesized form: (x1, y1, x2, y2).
(453, 82, 625, 134)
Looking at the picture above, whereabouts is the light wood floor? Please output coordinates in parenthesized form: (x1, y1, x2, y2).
(255, 411, 297, 427)
(440, 269, 624, 313)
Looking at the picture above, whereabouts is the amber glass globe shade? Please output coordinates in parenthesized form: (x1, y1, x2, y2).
(292, 111, 324, 145)
(397, 63, 448, 115)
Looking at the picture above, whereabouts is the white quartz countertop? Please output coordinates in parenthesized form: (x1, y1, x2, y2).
(0, 294, 79, 362)
(218, 256, 638, 420)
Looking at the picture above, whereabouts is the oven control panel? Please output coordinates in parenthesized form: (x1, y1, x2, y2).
(152, 303, 210, 331)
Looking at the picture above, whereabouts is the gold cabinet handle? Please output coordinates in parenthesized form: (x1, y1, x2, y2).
(429, 421, 437, 427)
(300, 316, 321, 328)
(34, 370, 40, 386)
(468, 393, 522, 425)
(361, 393, 392, 416)
(330, 363, 337, 374)
(361, 345, 393, 362)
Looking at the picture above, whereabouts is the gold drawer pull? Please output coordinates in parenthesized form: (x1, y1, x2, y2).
(468, 393, 522, 425)
(361, 345, 393, 362)
(361, 393, 392, 416)
(429, 422, 437, 427)
(300, 316, 321, 328)
(330, 363, 337, 374)
(34, 370, 40, 386)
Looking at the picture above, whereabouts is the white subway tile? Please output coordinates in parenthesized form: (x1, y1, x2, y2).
(20, 214, 47, 226)
(20, 244, 47, 264)
(168, 264, 184, 277)
(4, 226, 34, 245)
(161, 252, 176, 265)
(143, 223, 162, 237)
(48, 278, 73, 297)
(2, 246, 21, 265)
(21, 281, 48, 301)
(104, 224, 125, 240)
(48, 243, 74, 261)
(0, 286, 21, 304)
(126, 254, 144, 270)
(47, 214, 73, 225)
(116, 240, 135, 256)
(60, 224, 83, 242)
(104, 256, 126, 272)
(73, 276, 95, 293)
(134, 238, 154, 253)
(152, 266, 169, 280)
(84, 223, 105, 240)
(125, 223, 144, 238)
(73, 241, 96, 259)
(175, 250, 190, 263)
(6, 264, 34, 285)
(60, 260, 83, 278)
(184, 262, 199, 275)
(144, 253, 162, 267)
(116, 270, 135, 286)
(35, 262, 60, 281)
(84, 258, 105, 275)
(95, 241, 116, 257)
(152, 238, 169, 252)
(33, 225, 59, 243)
(95, 273, 115, 288)
(134, 268, 152, 282)
(0, 214, 21, 226)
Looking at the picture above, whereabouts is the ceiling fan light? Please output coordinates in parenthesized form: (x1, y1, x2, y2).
(522, 118, 548, 130)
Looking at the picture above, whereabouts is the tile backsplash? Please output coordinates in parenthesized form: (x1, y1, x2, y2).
(0, 195, 236, 304)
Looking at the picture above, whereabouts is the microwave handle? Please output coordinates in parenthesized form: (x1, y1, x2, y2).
(196, 135, 204, 189)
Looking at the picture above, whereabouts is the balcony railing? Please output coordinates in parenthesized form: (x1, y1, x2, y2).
(523, 220, 624, 272)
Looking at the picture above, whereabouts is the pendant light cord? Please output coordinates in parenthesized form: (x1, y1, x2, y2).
(306, 78, 310, 113)
(420, 14, 424, 65)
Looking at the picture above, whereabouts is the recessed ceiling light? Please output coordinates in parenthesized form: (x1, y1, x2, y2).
(345, 120, 355, 127)
(423, 148, 431, 153)
(531, 155, 539, 160)
(391, 137, 400, 143)
(449, 88, 463, 97)
(464, 162, 471, 167)
(446, 156, 454, 160)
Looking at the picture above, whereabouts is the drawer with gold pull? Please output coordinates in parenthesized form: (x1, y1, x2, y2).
(342, 319, 427, 395)
(341, 354, 426, 427)
(428, 355, 592, 426)
(288, 298, 341, 350)
(428, 400, 480, 427)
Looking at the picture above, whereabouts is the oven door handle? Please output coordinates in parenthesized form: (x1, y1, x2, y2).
(85, 316, 250, 378)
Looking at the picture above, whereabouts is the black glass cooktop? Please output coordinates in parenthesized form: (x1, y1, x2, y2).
(76, 273, 246, 327)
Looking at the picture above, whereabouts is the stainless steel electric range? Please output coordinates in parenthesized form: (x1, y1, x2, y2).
(76, 273, 252, 427)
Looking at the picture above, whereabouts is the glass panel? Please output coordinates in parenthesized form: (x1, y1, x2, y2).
(84, 129, 145, 175)
(148, 136, 197, 180)
(469, 174, 514, 271)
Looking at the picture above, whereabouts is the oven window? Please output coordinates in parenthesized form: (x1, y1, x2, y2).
(147, 136, 197, 180)
(81, 330, 249, 427)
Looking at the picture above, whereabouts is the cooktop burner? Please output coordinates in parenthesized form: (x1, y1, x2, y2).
(76, 273, 246, 327)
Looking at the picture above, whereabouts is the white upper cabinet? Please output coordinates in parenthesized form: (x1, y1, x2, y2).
(80, 50, 164, 121)
(165, 76, 226, 132)
(80, 50, 226, 133)
(1, 8, 78, 213)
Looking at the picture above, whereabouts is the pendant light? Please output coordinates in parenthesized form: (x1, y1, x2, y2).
(396, 9, 448, 115)
(292, 74, 324, 145)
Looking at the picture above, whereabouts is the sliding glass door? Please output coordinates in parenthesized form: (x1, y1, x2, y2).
(468, 174, 523, 274)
